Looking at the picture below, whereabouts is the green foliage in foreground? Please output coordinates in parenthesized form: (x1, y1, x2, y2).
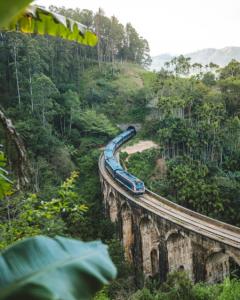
(0, 171, 87, 249)
(129, 271, 240, 300)
(0, 152, 12, 199)
(0, 0, 31, 26)
(0, 235, 117, 300)
(1, 1, 98, 46)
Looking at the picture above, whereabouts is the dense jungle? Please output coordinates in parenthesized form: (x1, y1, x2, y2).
(1, 5, 240, 300)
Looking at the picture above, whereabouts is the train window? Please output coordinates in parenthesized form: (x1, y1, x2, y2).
(122, 177, 129, 186)
(136, 182, 143, 190)
(118, 174, 133, 189)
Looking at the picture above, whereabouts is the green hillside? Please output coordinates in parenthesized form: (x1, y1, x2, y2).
(1, 4, 240, 300)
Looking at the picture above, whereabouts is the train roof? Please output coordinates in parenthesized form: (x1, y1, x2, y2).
(120, 171, 144, 186)
(117, 170, 142, 183)
(105, 158, 123, 171)
(105, 142, 115, 151)
(106, 128, 135, 148)
(111, 135, 122, 144)
(104, 152, 114, 160)
(119, 130, 133, 138)
(104, 149, 114, 155)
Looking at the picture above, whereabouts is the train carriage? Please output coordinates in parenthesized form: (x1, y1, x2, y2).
(104, 126, 145, 195)
(115, 170, 145, 194)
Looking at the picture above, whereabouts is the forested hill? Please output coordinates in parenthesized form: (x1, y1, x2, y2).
(50, 6, 151, 66)
(2, 4, 240, 299)
(0, 3, 152, 246)
(0, 4, 153, 297)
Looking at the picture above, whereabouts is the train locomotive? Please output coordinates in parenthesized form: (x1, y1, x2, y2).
(104, 126, 145, 195)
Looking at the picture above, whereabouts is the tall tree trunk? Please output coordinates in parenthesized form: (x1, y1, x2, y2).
(76, 46, 81, 94)
(42, 99, 45, 127)
(0, 109, 29, 189)
(69, 109, 72, 135)
(34, 161, 39, 192)
(28, 55, 34, 112)
(95, 11, 101, 69)
(13, 45, 21, 107)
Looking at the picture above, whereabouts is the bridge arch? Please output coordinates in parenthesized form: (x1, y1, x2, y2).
(166, 231, 193, 279)
(99, 152, 240, 283)
(206, 249, 240, 283)
(121, 202, 134, 262)
(139, 215, 159, 276)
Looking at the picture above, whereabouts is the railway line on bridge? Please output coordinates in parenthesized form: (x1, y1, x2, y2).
(99, 153, 240, 249)
(99, 128, 240, 282)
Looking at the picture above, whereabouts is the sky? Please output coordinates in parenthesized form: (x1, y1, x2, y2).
(34, 0, 240, 56)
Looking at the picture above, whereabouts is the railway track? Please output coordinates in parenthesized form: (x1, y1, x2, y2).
(99, 153, 240, 249)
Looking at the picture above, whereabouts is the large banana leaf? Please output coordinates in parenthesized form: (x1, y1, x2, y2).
(0, 0, 31, 27)
(0, 0, 98, 46)
(0, 236, 117, 300)
(1, 4, 98, 47)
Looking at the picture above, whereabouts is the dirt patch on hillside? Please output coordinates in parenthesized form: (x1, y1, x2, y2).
(123, 67, 144, 87)
(156, 158, 167, 176)
(121, 140, 158, 154)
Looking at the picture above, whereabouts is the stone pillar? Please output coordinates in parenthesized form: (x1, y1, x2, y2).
(166, 231, 193, 280)
(121, 203, 134, 263)
(108, 190, 118, 223)
(159, 238, 168, 282)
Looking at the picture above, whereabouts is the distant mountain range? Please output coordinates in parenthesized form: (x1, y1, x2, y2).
(150, 47, 240, 71)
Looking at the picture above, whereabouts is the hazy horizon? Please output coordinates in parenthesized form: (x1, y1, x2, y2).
(34, 0, 240, 56)
(152, 46, 240, 58)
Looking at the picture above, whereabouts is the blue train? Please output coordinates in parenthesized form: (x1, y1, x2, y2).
(104, 126, 145, 195)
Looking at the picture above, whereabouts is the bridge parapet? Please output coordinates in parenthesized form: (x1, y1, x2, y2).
(99, 154, 240, 283)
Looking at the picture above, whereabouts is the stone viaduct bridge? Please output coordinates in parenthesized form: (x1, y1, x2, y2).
(99, 153, 240, 283)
